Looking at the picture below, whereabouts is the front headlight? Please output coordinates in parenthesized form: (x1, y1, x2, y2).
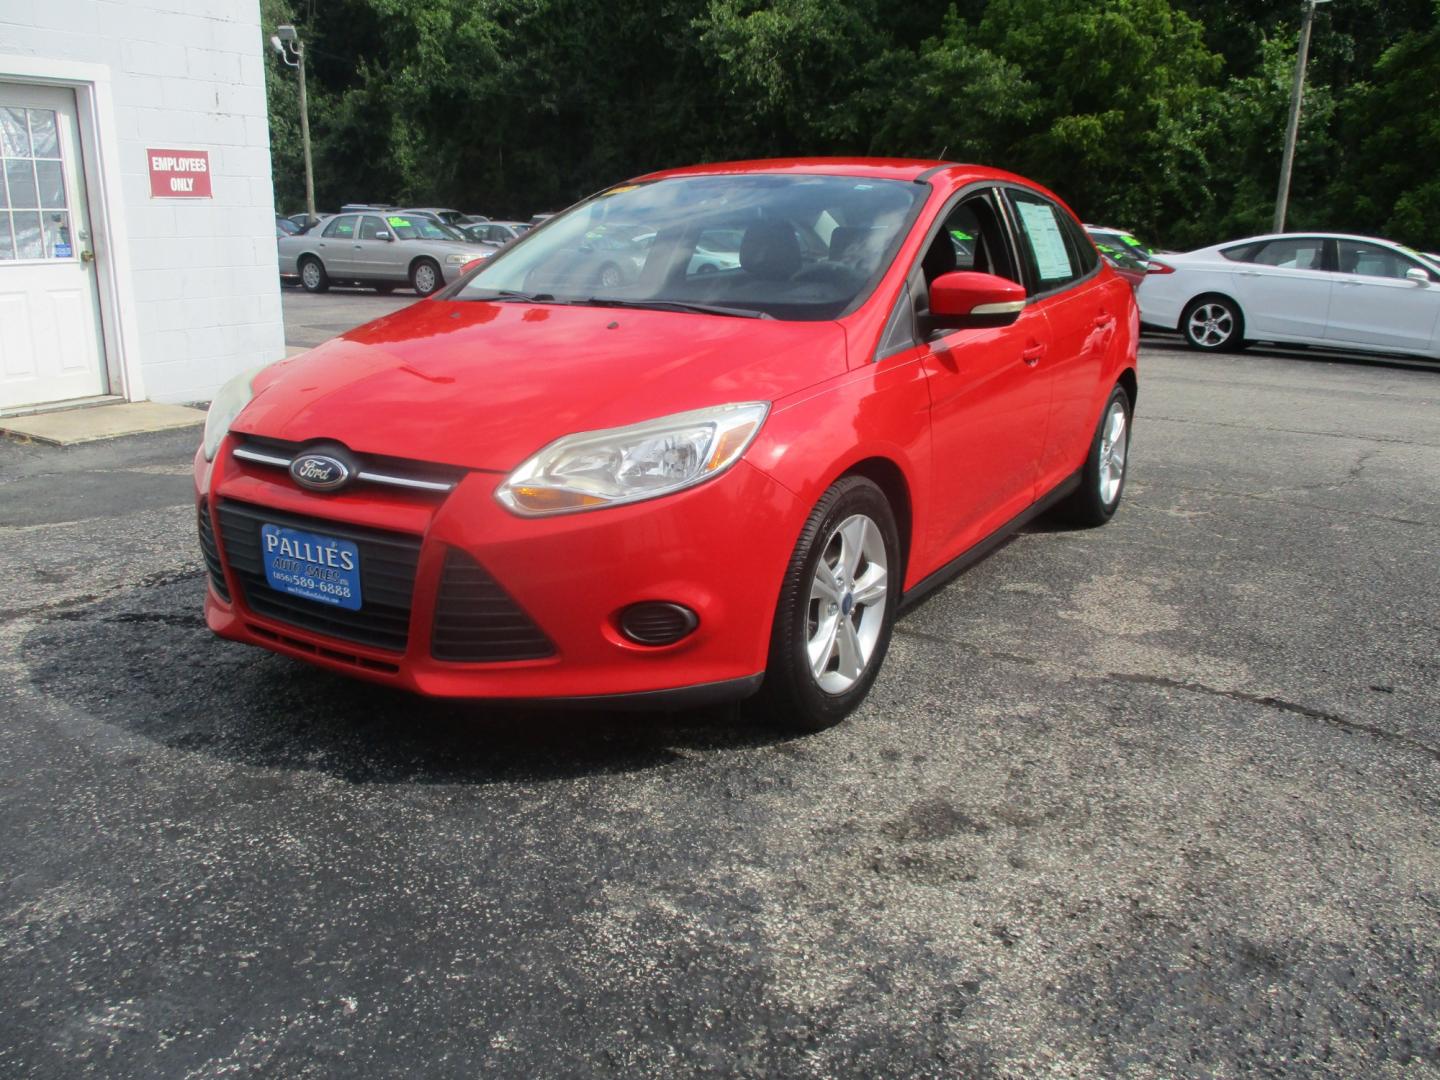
(446, 252, 472, 265)
(496, 402, 770, 516)
(202, 366, 265, 460)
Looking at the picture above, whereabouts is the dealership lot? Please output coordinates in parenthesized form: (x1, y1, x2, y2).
(2, 339, 1437, 1076)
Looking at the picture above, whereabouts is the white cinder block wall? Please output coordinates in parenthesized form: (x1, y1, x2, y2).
(0, 0, 285, 403)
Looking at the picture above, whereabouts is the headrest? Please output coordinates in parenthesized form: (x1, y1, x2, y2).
(739, 220, 802, 281)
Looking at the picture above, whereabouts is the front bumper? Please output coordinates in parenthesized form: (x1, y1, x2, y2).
(195, 441, 800, 701)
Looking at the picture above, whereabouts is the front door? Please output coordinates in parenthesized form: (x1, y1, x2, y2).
(1326, 239, 1440, 354)
(919, 190, 1053, 557)
(0, 83, 107, 410)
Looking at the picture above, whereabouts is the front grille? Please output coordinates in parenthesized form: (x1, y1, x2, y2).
(197, 499, 229, 601)
(431, 548, 554, 662)
(216, 499, 421, 653)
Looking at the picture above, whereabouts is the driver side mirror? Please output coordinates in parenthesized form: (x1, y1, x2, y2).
(926, 271, 1027, 333)
(375, 230, 392, 242)
(1406, 267, 1431, 284)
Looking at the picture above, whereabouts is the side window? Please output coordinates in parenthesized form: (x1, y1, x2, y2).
(1059, 213, 1099, 275)
(1252, 237, 1324, 270)
(875, 277, 921, 360)
(919, 190, 1019, 289)
(322, 214, 357, 240)
(358, 215, 385, 241)
(1221, 241, 1265, 263)
(1337, 240, 1425, 280)
(1008, 191, 1081, 291)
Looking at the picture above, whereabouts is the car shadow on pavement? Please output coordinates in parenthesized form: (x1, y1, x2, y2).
(21, 573, 796, 786)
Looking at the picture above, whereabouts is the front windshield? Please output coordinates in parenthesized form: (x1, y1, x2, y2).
(386, 215, 463, 241)
(455, 174, 925, 320)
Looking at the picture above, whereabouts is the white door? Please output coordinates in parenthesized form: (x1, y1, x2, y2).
(1326, 240, 1440, 355)
(0, 84, 107, 410)
(1230, 236, 1333, 341)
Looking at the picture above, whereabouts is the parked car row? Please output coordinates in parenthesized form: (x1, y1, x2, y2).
(275, 205, 556, 294)
(1138, 231, 1440, 361)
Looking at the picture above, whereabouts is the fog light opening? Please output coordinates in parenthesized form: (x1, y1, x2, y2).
(619, 602, 699, 646)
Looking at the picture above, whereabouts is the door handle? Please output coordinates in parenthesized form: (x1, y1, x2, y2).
(80, 250, 95, 264)
(1022, 342, 1045, 367)
(1238, 270, 1261, 277)
(1093, 314, 1114, 328)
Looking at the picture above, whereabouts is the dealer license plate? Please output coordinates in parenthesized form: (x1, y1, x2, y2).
(260, 524, 362, 611)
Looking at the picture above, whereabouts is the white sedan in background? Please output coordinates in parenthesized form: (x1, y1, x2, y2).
(1139, 232, 1440, 360)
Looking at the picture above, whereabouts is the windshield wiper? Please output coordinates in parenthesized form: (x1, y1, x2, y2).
(470, 289, 562, 303)
(572, 297, 773, 320)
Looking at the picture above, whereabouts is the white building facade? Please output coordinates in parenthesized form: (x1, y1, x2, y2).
(0, 0, 284, 412)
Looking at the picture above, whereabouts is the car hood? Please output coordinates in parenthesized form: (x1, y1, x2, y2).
(235, 299, 847, 471)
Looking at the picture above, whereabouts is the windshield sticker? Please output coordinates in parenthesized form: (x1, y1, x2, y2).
(387, 217, 411, 227)
(1122, 235, 1142, 247)
(602, 185, 638, 197)
(949, 229, 974, 241)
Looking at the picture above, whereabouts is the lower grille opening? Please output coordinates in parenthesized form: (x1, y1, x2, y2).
(248, 624, 401, 673)
(431, 548, 555, 662)
(197, 500, 229, 601)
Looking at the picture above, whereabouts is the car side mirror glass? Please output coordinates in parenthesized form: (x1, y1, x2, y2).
(1405, 266, 1430, 284)
(927, 270, 1028, 332)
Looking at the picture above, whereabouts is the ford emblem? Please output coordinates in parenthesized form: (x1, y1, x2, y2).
(290, 452, 351, 492)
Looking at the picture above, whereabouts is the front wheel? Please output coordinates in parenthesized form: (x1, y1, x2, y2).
(755, 476, 901, 732)
(1056, 384, 1131, 527)
(1182, 296, 1245, 352)
(410, 258, 442, 297)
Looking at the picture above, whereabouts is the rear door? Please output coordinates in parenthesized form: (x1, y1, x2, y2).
(1228, 236, 1332, 340)
(916, 187, 1054, 555)
(1326, 240, 1440, 353)
(1005, 188, 1119, 493)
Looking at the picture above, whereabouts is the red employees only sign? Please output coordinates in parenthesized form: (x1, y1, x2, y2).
(147, 148, 212, 198)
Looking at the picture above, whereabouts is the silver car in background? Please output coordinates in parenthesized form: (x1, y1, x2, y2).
(277, 211, 477, 296)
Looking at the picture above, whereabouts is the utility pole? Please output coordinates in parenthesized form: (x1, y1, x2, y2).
(271, 25, 316, 224)
(1273, 0, 1330, 233)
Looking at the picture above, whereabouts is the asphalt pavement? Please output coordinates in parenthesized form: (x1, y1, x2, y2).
(2, 336, 1438, 1077)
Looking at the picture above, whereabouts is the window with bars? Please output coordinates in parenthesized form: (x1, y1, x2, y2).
(0, 106, 72, 261)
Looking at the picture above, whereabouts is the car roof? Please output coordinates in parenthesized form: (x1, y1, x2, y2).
(1209, 231, 1415, 248)
(633, 157, 1028, 185)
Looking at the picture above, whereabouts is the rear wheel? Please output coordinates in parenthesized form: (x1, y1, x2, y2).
(1182, 296, 1245, 352)
(410, 258, 442, 297)
(1057, 383, 1131, 527)
(755, 476, 900, 732)
(299, 256, 328, 293)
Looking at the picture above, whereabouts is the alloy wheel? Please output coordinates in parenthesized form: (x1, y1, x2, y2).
(414, 263, 437, 294)
(806, 513, 889, 694)
(1098, 399, 1128, 505)
(301, 261, 321, 289)
(1187, 302, 1234, 348)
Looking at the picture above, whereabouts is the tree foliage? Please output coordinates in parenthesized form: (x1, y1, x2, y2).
(261, 0, 1440, 250)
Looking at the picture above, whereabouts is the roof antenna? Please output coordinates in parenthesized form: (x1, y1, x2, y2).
(937, 144, 948, 160)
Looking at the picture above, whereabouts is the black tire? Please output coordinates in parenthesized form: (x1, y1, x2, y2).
(410, 258, 443, 297)
(1181, 295, 1246, 352)
(1056, 383, 1132, 527)
(374, 283, 397, 295)
(597, 262, 623, 289)
(298, 256, 329, 293)
(754, 476, 901, 732)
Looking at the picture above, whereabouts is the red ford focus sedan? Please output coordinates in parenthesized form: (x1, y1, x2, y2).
(197, 159, 1137, 729)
